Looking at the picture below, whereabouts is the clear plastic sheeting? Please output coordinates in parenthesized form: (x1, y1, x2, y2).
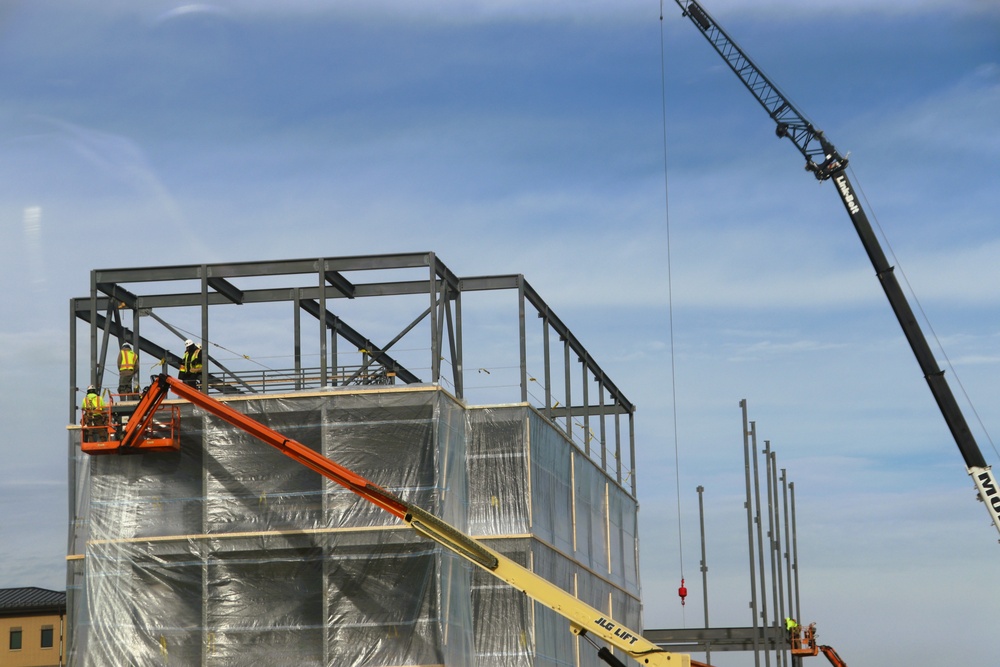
(68, 388, 644, 666)
(467, 407, 643, 667)
(70, 387, 471, 666)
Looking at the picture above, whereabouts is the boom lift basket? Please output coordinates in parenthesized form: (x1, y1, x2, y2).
(80, 403, 114, 451)
(790, 623, 819, 657)
(81, 397, 180, 455)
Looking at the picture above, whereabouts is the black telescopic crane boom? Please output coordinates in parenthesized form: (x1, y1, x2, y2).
(673, 0, 1000, 540)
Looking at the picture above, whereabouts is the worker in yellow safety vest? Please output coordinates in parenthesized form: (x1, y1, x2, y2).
(179, 339, 203, 387)
(81, 385, 107, 442)
(117, 342, 137, 396)
(786, 617, 799, 637)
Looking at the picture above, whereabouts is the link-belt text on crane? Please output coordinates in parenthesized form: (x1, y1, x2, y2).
(595, 617, 641, 645)
(834, 175, 861, 215)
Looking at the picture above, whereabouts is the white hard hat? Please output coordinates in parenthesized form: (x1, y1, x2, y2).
(184, 339, 194, 347)
(87, 384, 96, 393)
(122, 342, 131, 348)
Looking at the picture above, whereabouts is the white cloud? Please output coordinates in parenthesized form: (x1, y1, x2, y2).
(153, 3, 234, 24)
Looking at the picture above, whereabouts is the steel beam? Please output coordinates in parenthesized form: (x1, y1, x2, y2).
(206, 276, 245, 305)
(299, 299, 421, 385)
(644, 626, 784, 653)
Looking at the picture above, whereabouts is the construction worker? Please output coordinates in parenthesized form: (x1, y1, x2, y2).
(81, 385, 107, 442)
(117, 342, 137, 396)
(179, 339, 203, 388)
(786, 617, 800, 648)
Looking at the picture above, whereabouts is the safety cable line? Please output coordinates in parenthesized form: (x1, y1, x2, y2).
(850, 164, 998, 462)
(660, 0, 686, 594)
(145, 310, 281, 374)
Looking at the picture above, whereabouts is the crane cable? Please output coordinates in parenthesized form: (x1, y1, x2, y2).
(659, 0, 687, 613)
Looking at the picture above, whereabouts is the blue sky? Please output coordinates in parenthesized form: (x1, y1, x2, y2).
(2, 1, 999, 665)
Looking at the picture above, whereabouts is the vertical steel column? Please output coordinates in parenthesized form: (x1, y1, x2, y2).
(435, 280, 448, 384)
(318, 262, 327, 387)
(773, 456, 788, 667)
(752, 425, 770, 667)
(764, 444, 783, 667)
(763, 442, 777, 666)
(564, 340, 572, 441)
(70, 299, 79, 423)
(614, 411, 622, 485)
(740, 399, 761, 667)
(200, 268, 209, 392)
(132, 307, 140, 390)
(598, 381, 607, 472)
(360, 347, 370, 381)
(790, 482, 801, 623)
(330, 317, 338, 387)
(517, 277, 528, 403)
(697, 485, 711, 666)
(581, 354, 590, 456)
(293, 289, 302, 390)
(429, 258, 441, 384)
(442, 287, 457, 391)
(453, 289, 464, 398)
(542, 317, 552, 420)
(89, 273, 97, 388)
(628, 411, 637, 496)
(782, 470, 795, 640)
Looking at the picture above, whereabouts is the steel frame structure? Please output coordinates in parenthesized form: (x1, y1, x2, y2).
(69, 251, 638, 494)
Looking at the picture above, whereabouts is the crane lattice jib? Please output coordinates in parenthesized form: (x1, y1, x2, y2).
(673, 0, 844, 179)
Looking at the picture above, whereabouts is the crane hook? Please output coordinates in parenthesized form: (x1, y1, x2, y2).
(678, 578, 687, 606)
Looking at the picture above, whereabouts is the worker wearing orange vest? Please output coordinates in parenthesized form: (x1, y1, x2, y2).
(179, 339, 203, 387)
(117, 342, 137, 396)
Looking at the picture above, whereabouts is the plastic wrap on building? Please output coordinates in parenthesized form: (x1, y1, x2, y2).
(467, 406, 642, 667)
(69, 388, 643, 666)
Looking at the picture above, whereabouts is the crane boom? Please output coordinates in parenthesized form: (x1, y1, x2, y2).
(87, 374, 689, 667)
(672, 0, 1000, 539)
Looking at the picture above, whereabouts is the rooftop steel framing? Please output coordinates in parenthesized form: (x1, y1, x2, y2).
(70, 252, 639, 494)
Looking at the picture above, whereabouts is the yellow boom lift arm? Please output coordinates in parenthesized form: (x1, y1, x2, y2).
(83, 374, 690, 667)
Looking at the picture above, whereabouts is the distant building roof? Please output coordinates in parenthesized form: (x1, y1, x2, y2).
(0, 587, 66, 615)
